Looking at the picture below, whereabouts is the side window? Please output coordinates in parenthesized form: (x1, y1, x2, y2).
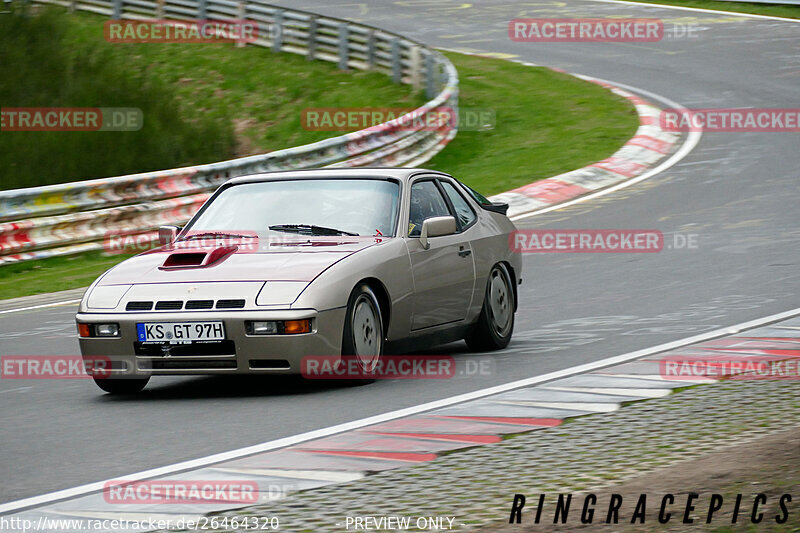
(441, 181, 476, 229)
(408, 180, 451, 236)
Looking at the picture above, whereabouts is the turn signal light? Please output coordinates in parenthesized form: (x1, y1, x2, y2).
(78, 323, 91, 338)
(283, 319, 311, 334)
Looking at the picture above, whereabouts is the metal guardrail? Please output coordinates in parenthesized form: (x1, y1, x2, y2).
(0, 1, 459, 264)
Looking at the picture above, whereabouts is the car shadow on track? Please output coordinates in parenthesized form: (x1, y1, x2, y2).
(93, 341, 500, 401)
(94, 374, 355, 401)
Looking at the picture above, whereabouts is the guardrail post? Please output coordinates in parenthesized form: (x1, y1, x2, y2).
(410, 45, 422, 93)
(271, 9, 283, 52)
(111, 0, 121, 20)
(197, 0, 206, 21)
(236, 1, 246, 48)
(390, 38, 401, 83)
(425, 52, 436, 99)
(365, 31, 376, 70)
(307, 16, 317, 61)
(338, 22, 349, 70)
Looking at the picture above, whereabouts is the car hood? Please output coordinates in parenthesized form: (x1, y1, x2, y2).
(98, 238, 384, 286)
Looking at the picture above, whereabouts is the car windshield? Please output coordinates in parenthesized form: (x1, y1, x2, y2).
(186, 178, 401, 237)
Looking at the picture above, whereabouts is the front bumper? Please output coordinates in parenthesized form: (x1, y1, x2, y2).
(76, 307, 346, 376)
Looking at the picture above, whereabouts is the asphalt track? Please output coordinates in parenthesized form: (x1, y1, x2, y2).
(1, 0, 798, 507)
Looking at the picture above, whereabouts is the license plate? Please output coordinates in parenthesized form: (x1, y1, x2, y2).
(136, 321, 225, 342)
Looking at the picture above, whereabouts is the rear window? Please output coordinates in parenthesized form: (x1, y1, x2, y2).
(458, 181, 492, 206)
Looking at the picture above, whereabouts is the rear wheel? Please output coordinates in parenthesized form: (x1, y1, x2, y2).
(93, 376, 149, 395)
(465, 263, 515, 351)
(341, 284, 384, 379)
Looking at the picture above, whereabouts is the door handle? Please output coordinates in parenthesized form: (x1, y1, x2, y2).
(458, 247, 472, 257)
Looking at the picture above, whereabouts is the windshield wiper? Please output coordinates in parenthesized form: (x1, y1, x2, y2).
(179, 231, 253, 241)
(268, 224, 359, 236)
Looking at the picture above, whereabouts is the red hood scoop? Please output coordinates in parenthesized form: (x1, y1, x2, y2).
(160, 246, 237, 270)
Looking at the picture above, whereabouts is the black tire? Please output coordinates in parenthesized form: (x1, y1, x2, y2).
(465, 263, 515, 351)
(93, 376, 149, 395)
(341, 284, 384, 380)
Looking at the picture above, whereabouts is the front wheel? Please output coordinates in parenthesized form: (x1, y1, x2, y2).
(341, 284, 384, 380)
(93, 376, 150, 395)
(465, 264, 515, 351)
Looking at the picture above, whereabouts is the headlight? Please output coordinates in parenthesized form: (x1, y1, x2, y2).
(86, 285, 132, 309)
(256, 282, 308, 306)
(96, 324, 120, 337)
(247, 321, 279, 335)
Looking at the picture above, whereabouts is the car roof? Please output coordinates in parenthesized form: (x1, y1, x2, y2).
(226, 167, 452, 186)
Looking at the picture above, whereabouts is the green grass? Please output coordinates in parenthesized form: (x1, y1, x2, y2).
(426, 52, 639, 195)
(60, 11, 424, 157)
(1, 8, 233, 188)
(0, 7, 422, 189)
(0, 12, 641, 300)
(0, 252, 137, 299)
(620, 0, 799, 19)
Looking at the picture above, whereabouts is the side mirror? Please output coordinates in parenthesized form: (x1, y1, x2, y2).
(420, 216, 456, 250)
(158, 225, 180, 246)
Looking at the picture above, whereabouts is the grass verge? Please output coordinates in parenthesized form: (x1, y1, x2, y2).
(1, 7, 422, 188)
(426, 52, 638, 196)
(619, 0, 799, 19)
(0, 252, 137, 299)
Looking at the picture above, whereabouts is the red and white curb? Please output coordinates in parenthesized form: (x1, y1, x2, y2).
(488, 68, 681, 218)
(3, 315, 799, 531)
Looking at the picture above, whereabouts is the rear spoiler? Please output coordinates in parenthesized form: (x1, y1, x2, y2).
(481, 202, 509, 215)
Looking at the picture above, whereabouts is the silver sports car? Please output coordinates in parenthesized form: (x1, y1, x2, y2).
(76, 168, 521, 393)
